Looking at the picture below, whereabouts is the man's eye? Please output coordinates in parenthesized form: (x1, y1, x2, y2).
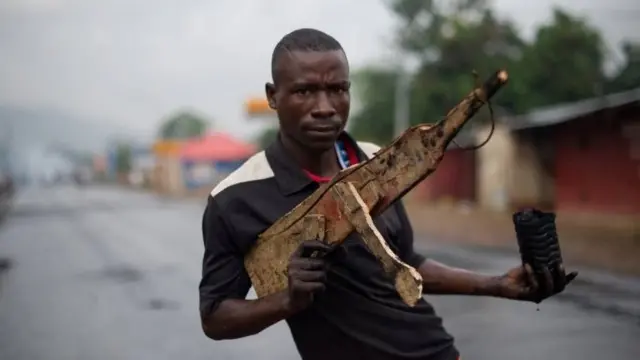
(295, 89, 310, 95)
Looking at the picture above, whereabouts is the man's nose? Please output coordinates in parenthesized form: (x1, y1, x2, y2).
(311, 92, 337, 118)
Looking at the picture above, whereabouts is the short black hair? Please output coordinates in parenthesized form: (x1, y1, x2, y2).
(271, 28, 345, 82)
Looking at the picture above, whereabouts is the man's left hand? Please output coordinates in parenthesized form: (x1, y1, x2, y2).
(495, 263, 578, 303)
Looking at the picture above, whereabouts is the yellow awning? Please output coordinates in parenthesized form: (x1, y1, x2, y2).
(152, 140, 183, 156)
(245, 97, 274, 116)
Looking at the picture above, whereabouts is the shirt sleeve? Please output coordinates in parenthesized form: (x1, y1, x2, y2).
(199, 195, 251, 317)
(393, 201, 427, 269)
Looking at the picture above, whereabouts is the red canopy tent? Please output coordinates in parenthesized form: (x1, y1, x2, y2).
(180, 132, 256, 162)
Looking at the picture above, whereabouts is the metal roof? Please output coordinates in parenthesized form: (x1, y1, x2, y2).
(502, 87, 640, 131)
(180, 132, 257, 161)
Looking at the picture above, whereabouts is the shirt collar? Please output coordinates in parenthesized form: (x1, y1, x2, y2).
(265, 131, 366, 197)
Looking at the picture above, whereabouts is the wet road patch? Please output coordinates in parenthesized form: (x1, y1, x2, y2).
(0, 257, 12, 273)
(81, 265, 144, 284)
(101, 266, 143, 283)
(80, 265, 181, 311)
(0, 257, 13, 299)
(145, 298, 180, 311)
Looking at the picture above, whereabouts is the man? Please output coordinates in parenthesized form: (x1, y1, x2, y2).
(199, 28, 575, 360)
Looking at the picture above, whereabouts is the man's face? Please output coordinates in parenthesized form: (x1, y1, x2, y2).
(266, 50, 350, 152)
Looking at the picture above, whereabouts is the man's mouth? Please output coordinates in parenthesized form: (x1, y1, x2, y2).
(306, 122, 340, 133)
(307, 126, 337, 133)
(306, 127, 339, 139)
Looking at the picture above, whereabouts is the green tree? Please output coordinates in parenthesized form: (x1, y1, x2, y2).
(256, 126, 279, 150)
(516, 8, 606, 109)
(158, 110, 210, 140)
(351, 0, 526, 143)
(349, 68, 399, 144)
(115, 142, 132, 174)
(606, 41, 640, 93)
(350, 2, 611, 144)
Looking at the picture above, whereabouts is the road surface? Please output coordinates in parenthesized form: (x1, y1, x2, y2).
(0, 186, 638, 360)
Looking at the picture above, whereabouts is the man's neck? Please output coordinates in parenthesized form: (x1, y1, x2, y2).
(280, 134, 341, 178)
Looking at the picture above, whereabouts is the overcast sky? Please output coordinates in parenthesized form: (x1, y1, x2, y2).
(0, 0, 638, 142)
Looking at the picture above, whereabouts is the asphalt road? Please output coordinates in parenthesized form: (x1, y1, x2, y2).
(0, 185, 638, 360)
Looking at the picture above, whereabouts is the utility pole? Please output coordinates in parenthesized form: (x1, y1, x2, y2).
(394, 68, 412, 138)
(393, 25, 418, 139)
(394, 51, 420, 138)
(0, 118, 12, 175)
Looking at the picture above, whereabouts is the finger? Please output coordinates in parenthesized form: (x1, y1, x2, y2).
(290, 258, 326, 271)
(293, 269, 327, 283)
(292, 281, 326, 293)
(300, 240, 332, 258)
(524, 263, 539, 290)
(553, 263, 567, 293)
(522, 264, 542, 302)
(566, 271, 578, 284)
(541, 267, 554, 298)
(291, 241, 305, 258)
(291, 240, 329, 259)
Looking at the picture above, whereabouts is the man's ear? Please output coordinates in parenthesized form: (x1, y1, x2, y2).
(265, 82, 277, 110)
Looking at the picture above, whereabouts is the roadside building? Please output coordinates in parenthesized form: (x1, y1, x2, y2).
(180, 132, 256, 193)
(415, 131, 478, 203)
(151, 140, 184, 195)
(476, 87, 640, 216)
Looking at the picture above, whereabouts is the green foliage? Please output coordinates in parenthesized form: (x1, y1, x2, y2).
(517, 9, 606, 108)
(115, 142, 132, 174)
(256, 126, 280, 150)
(349, 68, 399, 144)
(350, 1, 640, 144)
(158, 110, 210, 140)
(606, 41, 640, 93)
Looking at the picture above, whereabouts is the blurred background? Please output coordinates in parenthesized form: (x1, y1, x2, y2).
(0, 0, 639, 359)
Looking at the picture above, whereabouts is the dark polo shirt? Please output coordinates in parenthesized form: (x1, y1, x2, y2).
(199, 133, 459, 360)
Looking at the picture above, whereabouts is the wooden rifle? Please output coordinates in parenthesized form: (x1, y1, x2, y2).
(244, 70, 509, 306)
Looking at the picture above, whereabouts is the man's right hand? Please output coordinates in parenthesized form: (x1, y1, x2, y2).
(285, 240, 333, 313)
(201, 240, 343, 340)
